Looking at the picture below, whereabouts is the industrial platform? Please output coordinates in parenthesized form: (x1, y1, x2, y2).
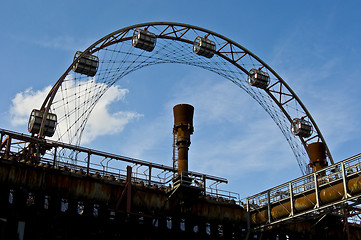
(1, 126, 361, 239)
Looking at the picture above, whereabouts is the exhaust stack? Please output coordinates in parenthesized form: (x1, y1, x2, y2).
(307, 142, 327, 172)
(173, 104, 194, 177)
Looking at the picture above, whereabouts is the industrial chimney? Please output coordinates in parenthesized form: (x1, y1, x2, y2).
(307, 142, 327, 172)
(173, 104, 194, 180)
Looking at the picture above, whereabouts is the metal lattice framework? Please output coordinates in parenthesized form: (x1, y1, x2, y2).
(36, 22, 333, 175)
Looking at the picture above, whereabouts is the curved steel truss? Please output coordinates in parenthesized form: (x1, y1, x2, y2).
(36, 22, 333, 175)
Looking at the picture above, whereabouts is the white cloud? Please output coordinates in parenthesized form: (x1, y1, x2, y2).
(9, 79, 142, 145)
(10, 86, 52, 126)
(82, 86, 143, 144)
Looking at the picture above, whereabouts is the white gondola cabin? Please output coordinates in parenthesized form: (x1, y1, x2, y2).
(291, 118, 312, 138)
(28, 109, 57, 137)
(73, 51, 99, 77)
(132, 29, 157, 52)
(247, 68, 270, 89)
(193, 36, 216, 58)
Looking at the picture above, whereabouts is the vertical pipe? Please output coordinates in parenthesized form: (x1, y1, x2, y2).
(173, 104, 194, 179)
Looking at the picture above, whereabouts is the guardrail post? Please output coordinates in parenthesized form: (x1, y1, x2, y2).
(87, 151, 91, 175)
(246, 198, 251, 236)
(148, 165, 152, 185)
(5, 136, 11, 158)
(341, 162, 349, 199)
(314, 173, 320, 208)
(126, 166, 132, 213)
(53, 147, 57, 166)
(267, 190, 271, 224)
(0, 131, 4, 143)
(289, 182, 294, 216)
(36, 143, 40, 159)
(203, 175, 206, 193)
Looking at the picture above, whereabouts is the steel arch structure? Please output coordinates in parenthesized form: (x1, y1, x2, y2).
(35, 22, 333, 175)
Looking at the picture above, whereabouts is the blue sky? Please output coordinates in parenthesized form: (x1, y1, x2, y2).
(1, 0, 361, 198)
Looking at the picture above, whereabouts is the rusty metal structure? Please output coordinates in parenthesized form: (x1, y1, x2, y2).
(1, 126, 361, 239)
(2, 22, 361, 239)
(247, 152, 361, 233)
(0, 127, 244, 239)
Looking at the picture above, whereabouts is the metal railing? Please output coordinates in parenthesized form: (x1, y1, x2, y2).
(244, 152, 361, 230)
(0, 128, 239, 202)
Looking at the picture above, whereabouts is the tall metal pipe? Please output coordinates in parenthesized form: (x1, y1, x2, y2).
(173, 104, 194, 177)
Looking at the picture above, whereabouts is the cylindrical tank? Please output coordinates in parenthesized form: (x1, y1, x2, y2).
(271, 201, 291, 220)
(348, 176, 361, 194)
(173, 104, 194, 177)
(251, 209, 268, 225)
(294, 192, 317, 212)
(320, 182, 344, 204)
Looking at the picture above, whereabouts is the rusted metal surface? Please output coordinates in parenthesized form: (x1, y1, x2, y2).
(348, 175, 361, 194)
(0, 157, 245, 223)
(0, 155, 251, 239)
(251, 209, 268, 225)
(271, 201, 291, 220)
(173, 104, 194, 177)
(294, 192, 317, 212)
(307, 142, 327, 172)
